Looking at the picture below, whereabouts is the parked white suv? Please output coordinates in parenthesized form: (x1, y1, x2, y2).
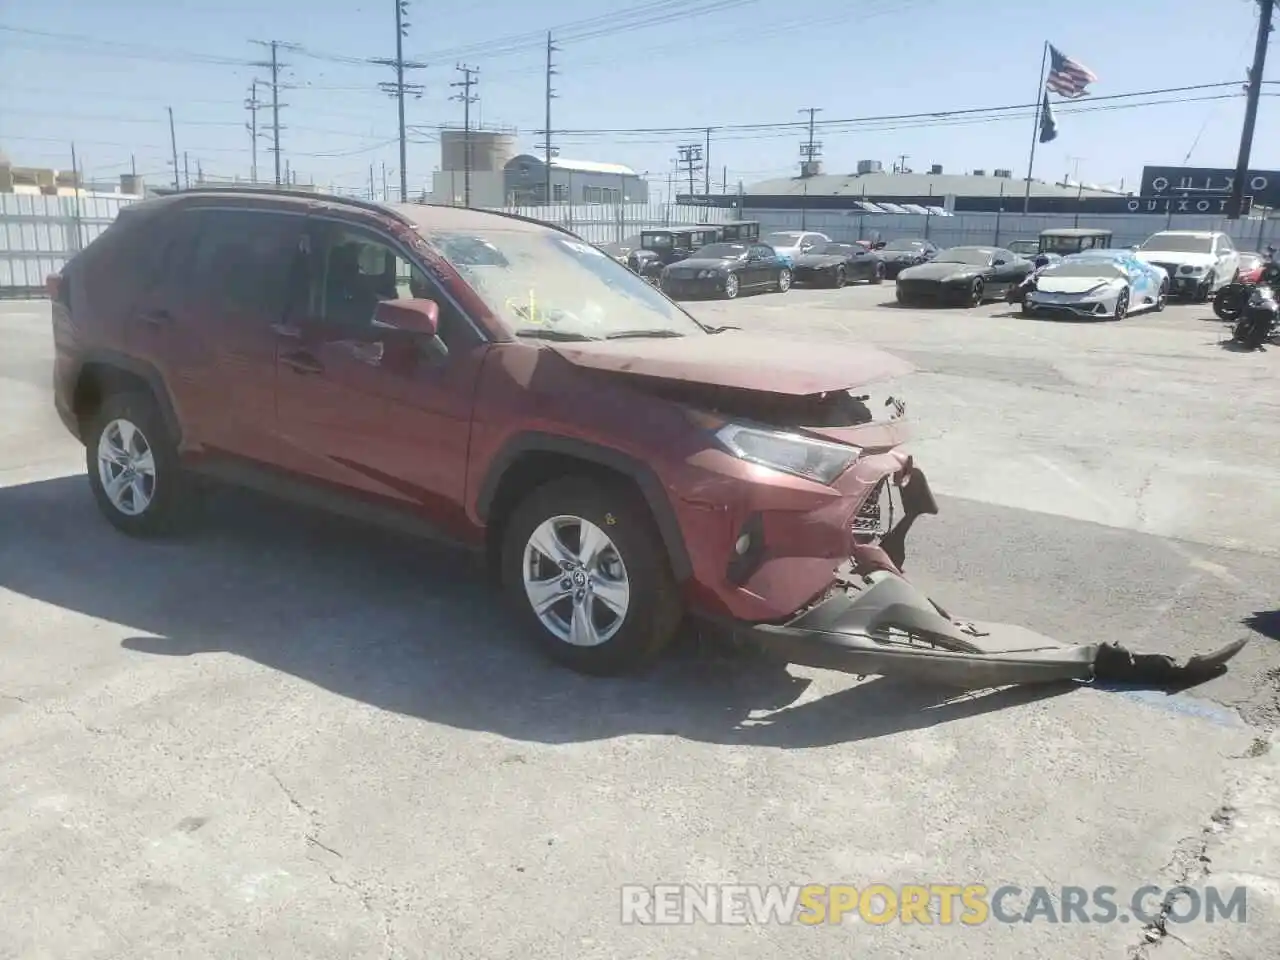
(762, 230, 831, 266)
(1135, 230, 1240, 302)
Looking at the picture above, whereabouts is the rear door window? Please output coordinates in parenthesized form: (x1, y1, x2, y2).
(186, 208, 305, 317)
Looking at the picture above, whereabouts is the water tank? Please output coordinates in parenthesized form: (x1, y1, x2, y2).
(856, 159, 883, 175)
(930, 164, 943, 175)
(972, 169, 986, 177)
(994, 169, 1013, 178)
(439, 128, 518, 172)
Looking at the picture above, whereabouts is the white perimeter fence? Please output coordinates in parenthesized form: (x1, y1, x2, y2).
(3, 192, 1272, 297)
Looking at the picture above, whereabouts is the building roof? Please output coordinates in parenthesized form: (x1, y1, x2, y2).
(744, 171, 1122, 200)
(507, 153, 637, 177)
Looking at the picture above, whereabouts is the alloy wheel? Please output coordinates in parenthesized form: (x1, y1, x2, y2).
(1114, 288, 1129, 321)
(834, 267, 846, 288)
(777, 268, 793, 292)
(723, 273, 739, 298)
(522, 515, 630, 647)
(96, 418, 157, 516)
(969, 279, 984, 306)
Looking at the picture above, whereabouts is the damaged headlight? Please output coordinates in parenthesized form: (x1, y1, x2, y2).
(715, 422, 860, 484)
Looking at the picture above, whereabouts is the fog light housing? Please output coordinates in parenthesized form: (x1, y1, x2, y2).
(734, 533, 751, 555)
(727, 514, 765, 586)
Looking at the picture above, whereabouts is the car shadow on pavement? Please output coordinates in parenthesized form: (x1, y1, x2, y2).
(1244, 611, 1280, 642)
(0, 474, 1069, 748)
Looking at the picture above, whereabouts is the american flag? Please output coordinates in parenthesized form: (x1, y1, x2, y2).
(1045, 44, 1098, 99)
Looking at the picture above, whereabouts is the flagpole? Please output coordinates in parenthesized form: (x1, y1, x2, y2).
(1022, 40, 1050, 215)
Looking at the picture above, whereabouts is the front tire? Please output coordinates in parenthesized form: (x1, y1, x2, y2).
(85, 391, 194, 537)
(1155, 280, 1168, 312)
(500, 476, 683, 676)
(1213, 284, 1244, 321)
(868, 262, 885, 285)
(722, 273, 740, 299)
(1196, 272, 1216, 303)
(966, 278, 985, 307)
(832, 266, 846, 288)
(776, 268, 793, 293)
(1113, 287, 1129, 321)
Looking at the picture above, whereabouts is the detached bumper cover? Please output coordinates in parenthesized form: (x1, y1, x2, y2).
(745, 570, 1247, 689)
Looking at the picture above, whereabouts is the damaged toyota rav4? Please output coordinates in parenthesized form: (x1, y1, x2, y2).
(50, 190, 1246, 687)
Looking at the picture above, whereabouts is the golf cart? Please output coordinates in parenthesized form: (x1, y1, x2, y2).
(1038, 228, 1114, 257)
(628, 226, 721, 281)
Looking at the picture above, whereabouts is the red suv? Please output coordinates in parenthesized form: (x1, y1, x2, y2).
(51, 189, 1228, 687)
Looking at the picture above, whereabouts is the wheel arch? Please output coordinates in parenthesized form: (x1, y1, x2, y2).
(73, 351, 182, 444)
(475, 433, 693, 583)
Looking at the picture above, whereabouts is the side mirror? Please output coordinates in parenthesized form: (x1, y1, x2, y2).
(374, 297, 439, 336)
(1129, 245, 1140, 252)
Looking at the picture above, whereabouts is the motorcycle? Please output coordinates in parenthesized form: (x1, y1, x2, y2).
(1232, 282, 1279, 349)
(1213, 281, 1254, 322)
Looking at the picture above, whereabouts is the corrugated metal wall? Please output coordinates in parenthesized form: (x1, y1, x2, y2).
(0, 192, 137, 296)
(743, 208, 1275, 252)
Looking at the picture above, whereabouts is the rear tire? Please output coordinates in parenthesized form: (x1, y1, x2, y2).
(85, 391, 196, 537)
(500, 476, 683, 676)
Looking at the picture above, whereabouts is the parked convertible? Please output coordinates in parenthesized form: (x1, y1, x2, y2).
(895, 246, 1034, 306)
(659, 241, 792, 299)
(791, 242, 885, 287)
(1022, 250, 1169, 320)
(877, 238, 939, 278)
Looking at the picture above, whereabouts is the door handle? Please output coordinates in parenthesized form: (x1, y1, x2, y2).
(280, 352, 323, 375)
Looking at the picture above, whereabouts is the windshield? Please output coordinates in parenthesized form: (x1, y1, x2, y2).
(692, 243, 748, 260)
(934, 247, 995, 266)
(883, 240, 924, 251)
(764, 232, 802, 248)
(1141, 234, 1213, 254)
(427, 228, 706, 340)
(1043, 261, 1125, 280)
(641, 233, 673, 248)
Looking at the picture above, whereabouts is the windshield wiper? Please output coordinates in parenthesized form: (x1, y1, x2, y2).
(604, 329, 687, 339)
(515, 329, 601, 342)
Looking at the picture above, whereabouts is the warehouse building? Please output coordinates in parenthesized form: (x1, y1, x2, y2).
(686, 159, 1136, 215)
(504, 154, 648, 205)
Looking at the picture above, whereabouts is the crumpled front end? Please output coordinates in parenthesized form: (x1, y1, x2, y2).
(735, 454, 1248, 689)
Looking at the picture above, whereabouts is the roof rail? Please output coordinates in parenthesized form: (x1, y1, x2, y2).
(172, 184, 418, 229)
(400, 201, 580, 239)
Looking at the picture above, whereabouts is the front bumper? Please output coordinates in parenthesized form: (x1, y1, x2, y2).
(661, 276, 727, 298)
(729, 466, 1248, 688)
(1024, 295, 1117, 319)
(1168, 273, 1207, 296)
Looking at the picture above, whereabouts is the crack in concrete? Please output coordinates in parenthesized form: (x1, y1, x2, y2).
(268, 769, 399, 959)
(2, 691, 108, 735)
(1127, 804, 1237, 959)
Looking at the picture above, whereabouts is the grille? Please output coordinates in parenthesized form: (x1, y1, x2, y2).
(851, 479, 896, 540)
(1150, 262, 1181, 278)
(897, 280, 936, 298)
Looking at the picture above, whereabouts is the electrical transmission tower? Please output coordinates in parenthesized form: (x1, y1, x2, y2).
(532, 33, 560, 204)
(676, 143, 704, 199)
(372, 0, 426, 201)
(249, 40, 295, 185)
(799, 107, 822, 176)
(450, 64, 480, 208)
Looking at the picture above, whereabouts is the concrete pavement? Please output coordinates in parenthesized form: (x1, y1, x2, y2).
(1, 294, 1277, 959)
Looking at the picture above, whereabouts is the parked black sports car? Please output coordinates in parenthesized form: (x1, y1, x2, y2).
(877, 238, 940, 278)
(791, 242, 885, 287)
(895, 246, 1034, 307)
(659, 242, 792, 299)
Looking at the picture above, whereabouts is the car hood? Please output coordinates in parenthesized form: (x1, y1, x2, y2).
(547, 330, 914, 396)
(1138, 251, 1215, 267)
(666, 257, 735, 271)
(1035, 275, 1124, 295)
(898, 261, 985, 281)
(881, 250, 923, 261)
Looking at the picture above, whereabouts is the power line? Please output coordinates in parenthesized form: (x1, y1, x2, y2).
(370, 0, 426, 201)
(450, 64, 480, 207)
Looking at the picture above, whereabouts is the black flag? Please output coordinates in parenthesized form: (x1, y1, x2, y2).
(1039, 91, 1058, 143)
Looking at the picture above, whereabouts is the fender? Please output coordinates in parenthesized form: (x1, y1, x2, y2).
(74, 349, 184, 446)
(475, 431, 693, 581)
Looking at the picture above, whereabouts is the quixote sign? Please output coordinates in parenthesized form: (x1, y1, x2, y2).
(1140, 165, 1280, 208)
(1123, 194, 1252, 214)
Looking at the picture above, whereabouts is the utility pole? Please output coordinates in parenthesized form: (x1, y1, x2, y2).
(245, 80, 263, 182)
(799, 107, 822, 176)
(183, 152, 190, 189)
(676, 144, 703, 200)
(369, 165, 376, 200)
(373, 0, 426, 201)
(249, 40, 293, 186)
(382, 161, 388, 201)
(450, 63, 480, 207)
(895, 153, 910, 174)
(166, 106, 179, 190)
(533, 33, 560, 205)
(1229, 0, 1274, 219)
(704, 127, 712, 196)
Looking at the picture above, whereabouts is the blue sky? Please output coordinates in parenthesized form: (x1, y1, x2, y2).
(0, 0, 1272, 197)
